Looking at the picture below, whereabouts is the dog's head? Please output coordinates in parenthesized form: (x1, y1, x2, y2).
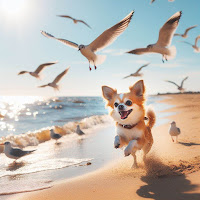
(102, 80, 145, 124)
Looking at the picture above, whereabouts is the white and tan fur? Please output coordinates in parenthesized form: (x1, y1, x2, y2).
(102, 80, 156, 168)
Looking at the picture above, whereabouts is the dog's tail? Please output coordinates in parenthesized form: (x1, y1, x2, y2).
(146, 106, 156, 129)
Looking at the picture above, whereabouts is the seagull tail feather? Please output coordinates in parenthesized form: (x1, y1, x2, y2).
(94, 55, 107, 66)
(166, 46, 177, 60)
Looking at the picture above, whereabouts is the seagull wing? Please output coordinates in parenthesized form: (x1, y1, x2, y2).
(38, 84, 49, 88)
(184, 25, 197, 35)
(10, 148, 35, 157)
(53, 67, 70, 84)
(57, 15, 74, 20)
(126, 48, 152, 55)
(41, 31, 79, 49)
(89, 11, 134, 52)
(180, 41, 193, 46)
(195, 35, 200, 46)
(123, 74, 132, 79)
(151, 0, 156, 3)
(136, 63, 150, 73)
(174, 33, 181, 37)
(165, 80, 179, 87)
(77, 20, 91, 29)
(181, 76, 188, 87)
(18, 71, 28, 75)
(157, 11, 182, 47)
(34, 62, 58, 74)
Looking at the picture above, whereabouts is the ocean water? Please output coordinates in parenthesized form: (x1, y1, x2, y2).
(0, 95, 172, 197)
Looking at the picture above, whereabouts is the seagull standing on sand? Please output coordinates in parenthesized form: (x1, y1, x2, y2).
(0, 141, 36, 163)
(76, 125, 85, 136)
(123, 63, 150, 79)
(41, 11, 134, 71)
(126, 11, 182, 63)
(57, 15, 91, 29)
(174, 25, 197, 38)
(18, 62, 58, 79)
(38, 67, 70, 91)
(169, 121, 181, 143)
(50, 129, 62, 143)
(165, 76, 188, 93)
(180, 35, 200, 53)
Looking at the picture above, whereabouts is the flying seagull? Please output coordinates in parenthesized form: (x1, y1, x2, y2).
(50, 129, 62, 144)
(57, 15, 91, 29)
(165, 76, 188, 93)
(41, 11, 134, 71)
(126, 11, 182, 63)
(38, 67, 70, 91)
(174, 25, 197, 38)
(169, 121, 180, 143)
(0, 141, 36, 163)
(18, 61, 58, 79)
(123, 63, 150, 79)
(180, 35, 200, 53)
(151, 0, 175, 3)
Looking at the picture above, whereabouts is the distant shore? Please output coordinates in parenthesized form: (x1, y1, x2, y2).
(11, 94, 200, 200)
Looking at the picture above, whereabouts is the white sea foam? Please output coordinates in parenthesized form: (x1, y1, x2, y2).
(0, 115, 112, 152)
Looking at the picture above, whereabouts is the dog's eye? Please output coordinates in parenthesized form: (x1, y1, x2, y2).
(114, 102, 119, 107)
(125, 100, 132, 106)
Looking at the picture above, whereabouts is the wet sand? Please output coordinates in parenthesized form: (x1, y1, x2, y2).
(10, 94, 200, 200)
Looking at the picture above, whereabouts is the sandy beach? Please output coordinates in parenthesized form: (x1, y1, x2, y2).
(9, 94, 200, 200)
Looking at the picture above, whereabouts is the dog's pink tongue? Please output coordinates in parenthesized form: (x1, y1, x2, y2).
(120, 111, 127, 119)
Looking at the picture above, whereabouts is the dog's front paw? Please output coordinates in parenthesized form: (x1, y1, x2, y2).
(114, 135, 120, 149)
(124, 148, 131, 157)
(114, 143, 120, 149)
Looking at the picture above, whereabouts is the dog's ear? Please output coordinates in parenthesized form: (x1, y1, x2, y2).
(129, 80, 145, 97)
(102, 86, 117, 101)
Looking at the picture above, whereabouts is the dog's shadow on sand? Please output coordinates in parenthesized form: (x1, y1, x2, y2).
(136, 156, 200, 200)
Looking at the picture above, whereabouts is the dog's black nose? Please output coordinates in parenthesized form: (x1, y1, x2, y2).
(118, 104, 124, 111)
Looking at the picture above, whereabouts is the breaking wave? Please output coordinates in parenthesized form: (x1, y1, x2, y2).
(0, 115, 112, 152)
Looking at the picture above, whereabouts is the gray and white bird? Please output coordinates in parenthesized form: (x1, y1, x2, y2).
(165, 76, 188, 93)
(76, 125, 85, 136)
(18, 61, 58, 79)
(50, 129, 62, 143)
(151, 0, 175, 3)
(123, 63, 150, 79)
(169, 121, 181, 143)
(57, 15, 91, 29)
(38, 67, 70, 91)
(41, 11, 134, 71)
(126, 11, 182, 63)
(180, 35, 200, 53)
(0, 141, 36, 163)
(174, 25, 197, 38)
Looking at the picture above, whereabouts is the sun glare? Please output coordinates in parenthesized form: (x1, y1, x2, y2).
(0, 0, 28, 19)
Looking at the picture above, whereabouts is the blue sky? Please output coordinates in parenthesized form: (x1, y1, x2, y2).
(0, 0, 199, 96)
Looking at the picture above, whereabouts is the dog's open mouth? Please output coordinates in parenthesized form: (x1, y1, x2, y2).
(119, 109, 132, 120)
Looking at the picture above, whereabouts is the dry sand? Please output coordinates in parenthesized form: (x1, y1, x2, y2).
(10, 94, 200, 200)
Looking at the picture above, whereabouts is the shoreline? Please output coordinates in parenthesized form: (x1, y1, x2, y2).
(9, 94, 200, 200)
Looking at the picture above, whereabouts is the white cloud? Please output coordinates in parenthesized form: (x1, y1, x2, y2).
(101, 48, 128, 56)
(153, 62, 183, 68)
(71, 61, 88, 64)
(128, 59, 150, 64)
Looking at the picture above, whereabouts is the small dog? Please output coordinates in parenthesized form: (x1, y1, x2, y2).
(102, 80, 156, 168)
